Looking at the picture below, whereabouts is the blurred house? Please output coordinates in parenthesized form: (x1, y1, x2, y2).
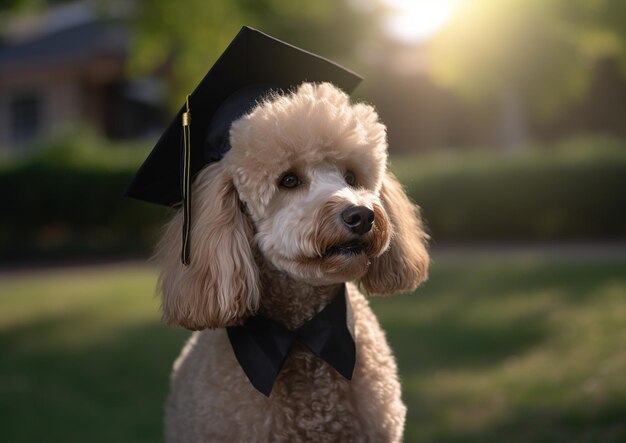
(0, 1, 165, 153)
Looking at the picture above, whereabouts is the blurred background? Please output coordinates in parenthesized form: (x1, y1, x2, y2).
(0, 0, 625, 441)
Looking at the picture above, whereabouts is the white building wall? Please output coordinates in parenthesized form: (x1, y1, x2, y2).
(0, 71, 83, 153)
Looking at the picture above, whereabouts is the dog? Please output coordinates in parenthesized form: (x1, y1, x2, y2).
(155, 82, 429, 442)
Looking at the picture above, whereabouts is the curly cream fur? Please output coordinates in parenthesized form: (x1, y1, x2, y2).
(157, 82, 429, 442)
(361, 171, 430, 295)
(156, 163, 260, 330)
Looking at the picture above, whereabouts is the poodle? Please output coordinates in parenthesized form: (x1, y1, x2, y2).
(155, 82, 429, 442)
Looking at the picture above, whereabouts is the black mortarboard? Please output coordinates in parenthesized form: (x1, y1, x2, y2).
(125, 26, 362, 264)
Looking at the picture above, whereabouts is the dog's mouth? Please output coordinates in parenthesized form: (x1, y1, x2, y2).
(325, 240, 366, 257)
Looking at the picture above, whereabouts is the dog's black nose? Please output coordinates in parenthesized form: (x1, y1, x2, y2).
(341, 205, 375, 235)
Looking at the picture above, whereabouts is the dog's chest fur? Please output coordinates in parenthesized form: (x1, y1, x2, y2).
(164, 287, 406, 442)
(262, 343, 361, 441)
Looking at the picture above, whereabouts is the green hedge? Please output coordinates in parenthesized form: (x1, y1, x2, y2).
(1, 134, 624, 261)
(0, 133, 171, 261)
(393, 138, 626, 242)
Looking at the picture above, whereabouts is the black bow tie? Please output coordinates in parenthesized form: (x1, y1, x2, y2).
(226, 285, 356, 396)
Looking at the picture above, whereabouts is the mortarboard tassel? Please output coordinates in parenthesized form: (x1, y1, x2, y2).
(181, 96, 192, 265)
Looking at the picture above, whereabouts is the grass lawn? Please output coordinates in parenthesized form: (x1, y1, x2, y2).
(1, 257, 626, 442)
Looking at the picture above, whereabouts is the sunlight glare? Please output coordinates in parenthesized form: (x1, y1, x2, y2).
(382, 0, 460, 43)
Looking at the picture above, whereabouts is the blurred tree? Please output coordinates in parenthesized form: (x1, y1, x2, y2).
(129, 0, 379, 108)
(0, 0, 64, 11)
(429, 0, 626, 149)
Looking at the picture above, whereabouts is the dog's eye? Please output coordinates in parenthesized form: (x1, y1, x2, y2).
(344, 170, 357, 186)
(279, 172, 302, 189)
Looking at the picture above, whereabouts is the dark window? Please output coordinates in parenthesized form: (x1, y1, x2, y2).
(11, 94, 42, 145)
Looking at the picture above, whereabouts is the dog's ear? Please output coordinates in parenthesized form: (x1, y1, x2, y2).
(361, 171, 429, 295)
(155, 162, 260, 330)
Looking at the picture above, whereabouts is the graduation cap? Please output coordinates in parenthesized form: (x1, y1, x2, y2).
(125, 26, 362, 265)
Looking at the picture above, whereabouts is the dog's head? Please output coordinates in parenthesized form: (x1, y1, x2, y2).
(156, 82, 429, 330)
